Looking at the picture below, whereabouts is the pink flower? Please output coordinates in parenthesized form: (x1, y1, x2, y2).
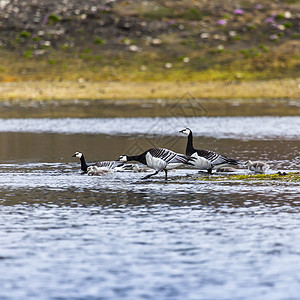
(269, 34, 278, 40)
(233, 9, 244, 15)
(99, 6, 109, 11)
(265, 17, 275, 23)
(167, 20, 176, 26)
(255, 4, 264, 10)
(217, 19, 227, 26)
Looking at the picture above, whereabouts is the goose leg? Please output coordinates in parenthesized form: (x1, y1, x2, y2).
(142, 170, 159, 180)
(207, 168, 213, 174)
(164, 169, 168, 181)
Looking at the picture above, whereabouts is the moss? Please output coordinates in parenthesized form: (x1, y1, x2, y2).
(94, 38, 105, 45)
(47, 14, 61, 24)
(141, 6, 175, 20)
(23, 50, 32, 58)
(19, 31, 31, 38)
(197, 172, 300, 182)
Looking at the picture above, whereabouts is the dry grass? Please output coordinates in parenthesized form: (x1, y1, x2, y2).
(0, 79, 300, 101)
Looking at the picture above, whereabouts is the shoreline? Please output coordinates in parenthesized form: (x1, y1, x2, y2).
(0, 92, 299, 118)
(1, 79, 300, 101)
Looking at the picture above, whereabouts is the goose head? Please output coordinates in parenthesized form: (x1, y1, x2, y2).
(244, 160, 252, 166)
(72, 151, 83, 158)
(179, 128, 191, 136)
(117, 155, 128, 162)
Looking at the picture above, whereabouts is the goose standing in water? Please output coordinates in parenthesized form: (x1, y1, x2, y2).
(180, 128, 239, 173)
(245, 160, 270, 174)
(117, 147, 195, 180)
(72, 151, 129, 175)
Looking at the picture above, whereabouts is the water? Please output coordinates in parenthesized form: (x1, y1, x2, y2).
(0, 116, 299, 299)
(0, 116, 299, 139)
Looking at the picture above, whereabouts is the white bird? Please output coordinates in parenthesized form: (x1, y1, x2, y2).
(245, 160, 270, 174)
(72, 151, 129, 175)
(117, 147, 195, 180)
(131, 164, 153, 173)
(180, 128, 239, 173)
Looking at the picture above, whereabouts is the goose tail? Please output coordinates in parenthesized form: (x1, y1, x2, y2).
(226, 158, 239, 166)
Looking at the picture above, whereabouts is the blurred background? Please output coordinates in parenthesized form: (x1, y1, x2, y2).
(1, 0, 300, 83)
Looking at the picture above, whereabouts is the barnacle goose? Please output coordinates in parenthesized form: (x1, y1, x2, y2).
(72, 151, 129, 175)
(245, 160, 270, 174)
(117, 147, 195, 180)
(180, 128, 239, 173)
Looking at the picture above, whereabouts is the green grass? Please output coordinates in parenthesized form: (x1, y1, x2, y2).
(1, 46, 299, 83)
(198, 173, 300, 182)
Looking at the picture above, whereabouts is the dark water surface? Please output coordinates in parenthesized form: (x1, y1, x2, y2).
(1, 99, 300, 118)
(0, 117, 299, 299)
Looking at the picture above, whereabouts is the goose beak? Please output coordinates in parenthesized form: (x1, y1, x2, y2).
(72, 154, 76, 157)
(179, 129, 184, 133)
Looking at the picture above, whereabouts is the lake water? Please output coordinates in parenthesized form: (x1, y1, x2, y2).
(0, 116, 299, 299)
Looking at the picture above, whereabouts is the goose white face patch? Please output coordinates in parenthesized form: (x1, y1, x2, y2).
(244, 160, 252, 166)
(118, 155, 128, 162)
(74, 152, 83, 158)
(181, 128, 191, 135)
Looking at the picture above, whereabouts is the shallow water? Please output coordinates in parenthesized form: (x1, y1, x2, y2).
(0, 116, 299, 299)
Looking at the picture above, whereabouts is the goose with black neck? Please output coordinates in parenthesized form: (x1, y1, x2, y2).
(117, 147, 195, 180)
(180, 128, 239, 173)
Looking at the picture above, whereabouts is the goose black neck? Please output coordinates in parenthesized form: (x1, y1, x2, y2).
(80, 155, 88, 172)
(127, 153, 147, 165)
(186, 131, 196, 156)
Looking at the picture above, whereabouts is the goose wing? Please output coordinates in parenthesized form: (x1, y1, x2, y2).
(149, 148, 193, 165)
(196, 149, 238, 166)
(95, 161, 124, 169)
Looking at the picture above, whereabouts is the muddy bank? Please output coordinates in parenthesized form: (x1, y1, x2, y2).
(1, 79, 300, 99)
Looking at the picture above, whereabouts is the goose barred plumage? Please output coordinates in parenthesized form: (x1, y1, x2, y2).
(72, 151, 128, 175)
(245, 160, 270, 174)
(180, 128, 239, 173)
(117, 147, 195, 180)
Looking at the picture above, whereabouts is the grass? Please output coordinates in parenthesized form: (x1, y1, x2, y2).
(1, 38, 300, 81)
(0, 46, 300, 100)
(1, 79, 300, 101)
(1, 0, 300, 101)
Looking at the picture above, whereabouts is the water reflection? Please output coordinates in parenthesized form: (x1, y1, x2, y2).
(0, 172, 299, 211)
(0, 132, 299, 169)
(1, 99, 299, 118)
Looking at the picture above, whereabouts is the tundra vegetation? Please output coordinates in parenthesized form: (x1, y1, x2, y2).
(0, 0, 300, 100)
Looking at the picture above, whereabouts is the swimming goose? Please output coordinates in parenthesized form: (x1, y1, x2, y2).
(245, 160, 270, 174)
(117, 147, 195, 180)
(72, 151, 127, 175)
(179, 128, 239, 173)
